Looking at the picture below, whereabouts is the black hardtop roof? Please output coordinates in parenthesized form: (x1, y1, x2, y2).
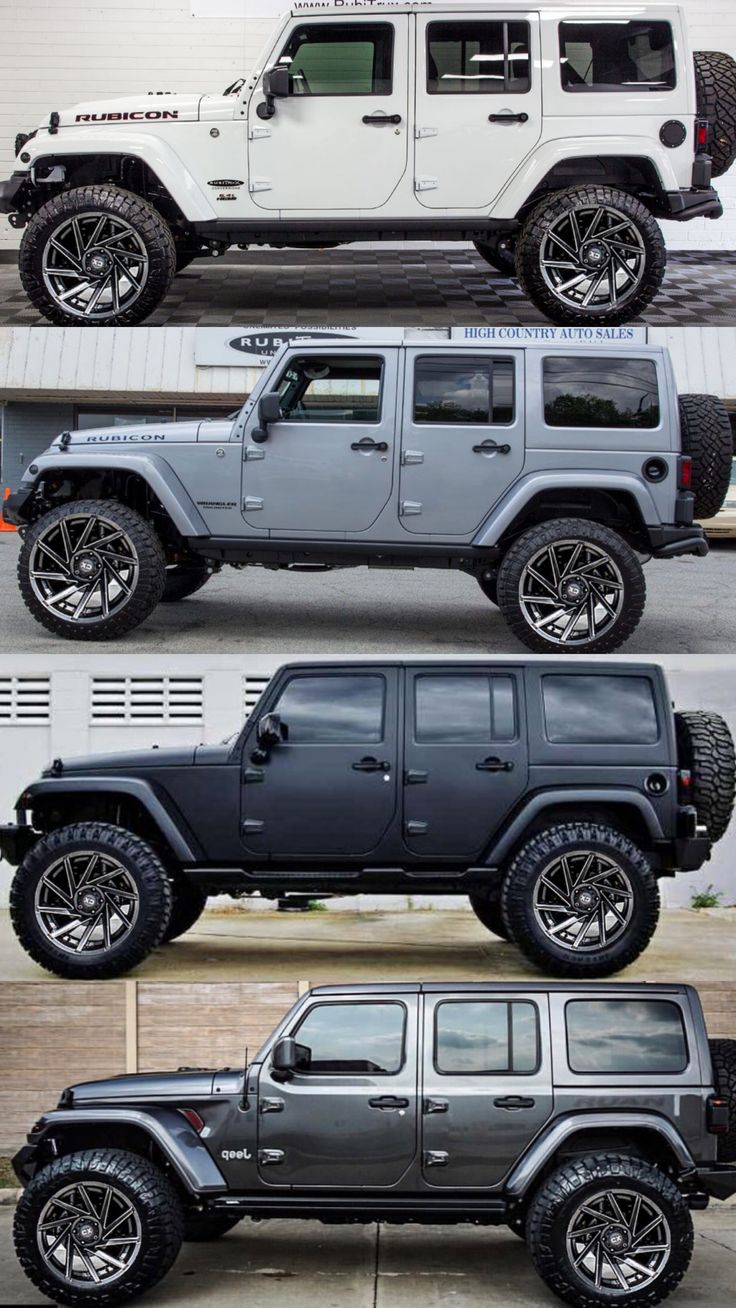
(310, 982, 692, 996)
(273, 658, 663, 673)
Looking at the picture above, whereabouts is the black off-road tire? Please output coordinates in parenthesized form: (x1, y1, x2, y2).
(163, 880, 209, 943)
(675, 709, 736, 841)
(527, 1153, 693, 1308)
(18, 498, 166, 641)
(476, 571, 498, 606)
(678, 394, 733, 520)
(501, 823, 660, 977)
(183, 1211, 241, 1242)
(473, 235, 516, 276)
(162, 561, 214, 603)
(468, 884, 510, 940)
(19, 185, 176, 326)
(694, 51, 736, 178)
(15, 1149, 183, 1307)
(10, 823, 173, 979)
(709, 1039, 736, 1161)
(496, 518, 646, 654)
(516, 186, 666, 324)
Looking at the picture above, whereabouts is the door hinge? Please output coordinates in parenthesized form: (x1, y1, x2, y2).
(243, 767, 265, 783)
(401, 449, 424, 465)
(249, 179, 272, 193)
(423, 1098, 449, 1115)
(424, 1150, 449, 1167)
(259, 1098, 285, 1114)
(415, 126, 438, 139)
(258, 1148, 285, 1165)
(400, 500, 422, 516)
(249, 126, 271, 139)
(244, 445, 265, 461)
(414, 176, 438, 191)
(406, 820, 429, 835)
(404, 769, 428, 785)
(243, 496, 263, 511)
(241, 818, 265, 833)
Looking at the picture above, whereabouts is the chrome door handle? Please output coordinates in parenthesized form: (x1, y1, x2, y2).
(494, 1096, 535, 1110)
(488, 112, 528, 124)
(472, 440, 511, 455)
(476, 757, 514, 773)
(363, 113, 402, 125)
(351, 438, 389, 452)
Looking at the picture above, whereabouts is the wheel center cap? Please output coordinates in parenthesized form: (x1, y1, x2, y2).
(602, 1224, 630, 1254)
(573, 886, 600, 912)
(581, 241, 609, 269)
(76, 887, 103, 915)
(72, 551, 101, 581)
(560, 577, 588, 604)
(84, 249, 113, 278)
(74, 1218, 101, 1244)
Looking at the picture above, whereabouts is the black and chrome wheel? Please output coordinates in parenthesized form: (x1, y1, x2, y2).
(501, 823, 660, 977)
(497, 518, 646, 653)
(14, 1150, 183, 1307)
(527, 1155, 693, 1307)
(517, 186, 666, 324)
(10, 823, 173, 979)
(19, 185, 175, 326)
(18, 499, 166, 640)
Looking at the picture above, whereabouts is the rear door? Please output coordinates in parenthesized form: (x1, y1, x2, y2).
(421, 991, 553, 1187)
(403, 666, 528, 857)
(399, 349, 525, 536)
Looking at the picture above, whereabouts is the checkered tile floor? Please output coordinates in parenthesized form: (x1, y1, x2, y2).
(1, 247, 735, 325)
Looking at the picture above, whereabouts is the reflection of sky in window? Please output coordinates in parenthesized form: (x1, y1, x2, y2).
(436, 1002, 537, 1073)
(417, 367, 490, 414)
(415, 675, 516, 743)
(277, 676, 384, 743)
(567, 1001, 687, 1073)
(543, 676, 658, 744)
(297, 1003, 404, 1072)
(543, 358, 659, 423)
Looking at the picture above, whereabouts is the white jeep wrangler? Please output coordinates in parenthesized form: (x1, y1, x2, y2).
(2, 3, 736, 327)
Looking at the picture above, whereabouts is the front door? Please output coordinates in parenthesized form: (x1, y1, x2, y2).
(403, 666, 528, 858)
(399, 349, 525, 536)
(414, 12, 542, 209)
(241, 667, 399, 858)
(249, 16, 409, 210)
(421, 993, 553, 1187)
(257, 994, 419, 1186)
(241, 349, 398, 532)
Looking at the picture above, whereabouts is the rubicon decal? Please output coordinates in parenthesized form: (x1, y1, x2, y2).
(75, 111, 180, 122)
(84, 433, 167, 442)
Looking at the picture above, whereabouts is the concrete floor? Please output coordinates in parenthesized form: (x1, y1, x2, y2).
(2, 1205, 736, 1307)
(1, 906, 734, 983)
(2, 533, 736, 655)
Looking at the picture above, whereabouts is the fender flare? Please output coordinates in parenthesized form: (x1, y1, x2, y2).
(21, 776, 201, 863)
(36, 1107, 227, 1194)
(506, 1111, 695, 1197)
(485, 789, 665, 866)
(494, 137, 680, 220)
(472, 471, 661, 548)
(18, 451, 210, 537)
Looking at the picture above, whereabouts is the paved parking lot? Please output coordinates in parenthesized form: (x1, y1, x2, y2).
(1, 247, 736, 325)
(1, 533, 735, 654)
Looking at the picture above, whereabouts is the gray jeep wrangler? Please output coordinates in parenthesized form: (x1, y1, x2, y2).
(2, 658, 733, 979)
(11, 982, 736, 1308)
(4, 340, 732, 653)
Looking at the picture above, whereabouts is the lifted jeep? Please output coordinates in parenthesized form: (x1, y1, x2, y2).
(1, 658, 733, 979)
(11, 982, 736, 1307)
(1, 5, 736, 325)
(4, 339, 732, 652)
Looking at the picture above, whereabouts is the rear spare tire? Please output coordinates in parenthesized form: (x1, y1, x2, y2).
(709, 1039, 736, 1161)
(675, 709, 736, 841)
(678, 394, 733, 520)
(694, 51, 736, 178)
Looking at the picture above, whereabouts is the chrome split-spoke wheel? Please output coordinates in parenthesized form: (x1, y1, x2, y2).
(540, 205, 646, 314)
(533, 850, 633, 953)
(567, 1188, 671, 1294)
(37, 1181, 142, 1288)
(519, 538, 624, 647)
(34, 850, 140, 956)
(29, 512, 139, 626)
(42, 213, 149, 320)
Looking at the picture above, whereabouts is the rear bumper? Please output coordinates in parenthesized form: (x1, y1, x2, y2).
(663, 186, 723, 221)
(692, 1165, 736, 1201)
(647, 522, 708, 559)
(0, 823, 36, 866)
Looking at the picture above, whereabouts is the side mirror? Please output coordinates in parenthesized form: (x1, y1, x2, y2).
(271, 1035, 297, 1081)
(251, 392, 282, 444)
(257, 65, 292, 120)
(257, 711, 287, 749)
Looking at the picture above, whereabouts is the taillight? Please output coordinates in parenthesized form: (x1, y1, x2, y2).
(180, 1108, 205, 1133)
(678, 768, 692, 803)
(707, 1095, 729, 1134)
(679, 455, 693, 490)
(695, 119, 710, 154)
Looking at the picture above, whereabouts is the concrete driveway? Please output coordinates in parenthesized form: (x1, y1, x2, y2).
(2, 1205, 736, 1307)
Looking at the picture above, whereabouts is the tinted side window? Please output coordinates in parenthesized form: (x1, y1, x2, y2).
(280, 23, 394, 95)
(277, 355, 383, 423)
(275, 675, 385, 743)
(293, 1002, 405, 1074)
(435, 1001, 539, 1074)
(559, 21, 675, 92)
(542, 675, 658, 745)
(415, 675, 516, 743)
(567, 1000, 688, 1074)
(543, 357, 660, 428)
(414, 357, 514, 424)
(428, 21, 531, 94)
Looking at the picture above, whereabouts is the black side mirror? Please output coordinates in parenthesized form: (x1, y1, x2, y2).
(251, 392, 283, 444)
(257, 711, 287, 748)
(271, 1035, 297, 1081)
(257, 65, 292, 120)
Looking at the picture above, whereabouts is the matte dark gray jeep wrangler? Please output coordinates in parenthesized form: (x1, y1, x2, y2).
(2, 659, 733, 980)
(12, 982, 736, 1308)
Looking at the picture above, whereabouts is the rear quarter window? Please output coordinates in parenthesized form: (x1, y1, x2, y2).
(559, 20, 676, 92)
(566, 999, 689, 1074)
(542, 675, 659, 745)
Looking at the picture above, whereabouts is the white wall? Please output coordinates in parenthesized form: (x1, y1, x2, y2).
(1, 1, 735, 252)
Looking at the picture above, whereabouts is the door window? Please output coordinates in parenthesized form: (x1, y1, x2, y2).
(435, 1000, 539, 1074)
(542, 675, 659, 745)
(279, 23, 394, 96)
(543, 357, 660, 428)
(273, 674, 385, 743)
(566, 1000, 688, 1074)
(276, 355, 383, 423)
(292, 1002, 406, 1074)
(427, 21, 531, 94)
(414, 357, 514, 424)
(414, 674, 516, 743)
(559, 21, 675, 92)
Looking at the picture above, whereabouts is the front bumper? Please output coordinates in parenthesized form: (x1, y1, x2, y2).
(0, 172, 27, 215)
(12, 1143, 38, 1186)
(1, 486, 33, 527)
(663, 186, 723, 221)
(0, 823, 37, 866)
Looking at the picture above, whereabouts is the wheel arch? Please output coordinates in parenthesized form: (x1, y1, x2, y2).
(473, 474, 659, 551)
(485, 791, 664, 869)
(497, 141, 679, 220)
(22, 778, 201, 865)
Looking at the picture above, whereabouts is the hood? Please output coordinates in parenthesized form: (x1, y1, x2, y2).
(63, 1070, 217, 1104)
(42, 745, 197, 776)
(46, 419, 204, 451)
(46, 92, 203, 130)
